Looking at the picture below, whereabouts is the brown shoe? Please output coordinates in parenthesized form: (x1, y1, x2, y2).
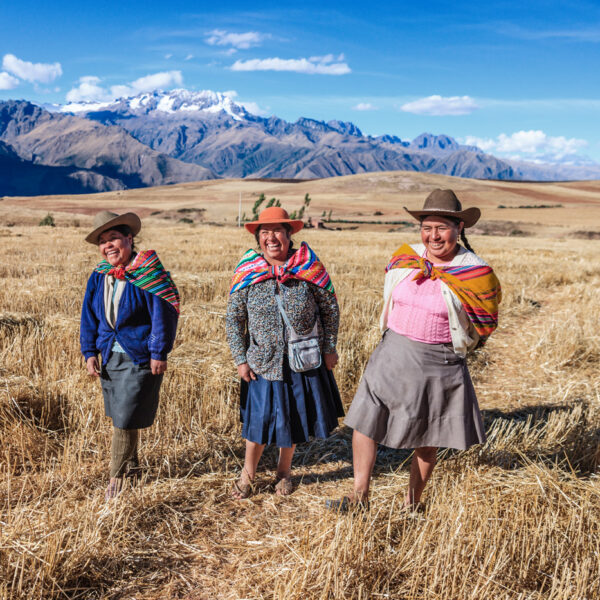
(274, 477, 293, 496)
(231, 478, 252, 499)
(325, 496, 369, 513)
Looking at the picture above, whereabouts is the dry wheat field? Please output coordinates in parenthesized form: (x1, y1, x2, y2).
(0, 217, 599, 599)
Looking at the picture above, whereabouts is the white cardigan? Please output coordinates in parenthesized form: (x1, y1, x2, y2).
(379, 243, 489, 358)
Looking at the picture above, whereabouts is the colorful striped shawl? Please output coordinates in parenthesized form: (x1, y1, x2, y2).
(386, 243, 501, 342)
(95, 250, 180, 314)
(230, 242, 335, 295)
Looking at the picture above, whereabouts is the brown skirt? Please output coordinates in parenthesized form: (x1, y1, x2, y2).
(344, 330, 486, 450)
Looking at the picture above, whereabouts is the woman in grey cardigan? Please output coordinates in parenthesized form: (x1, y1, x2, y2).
(226, 207, 343, 498)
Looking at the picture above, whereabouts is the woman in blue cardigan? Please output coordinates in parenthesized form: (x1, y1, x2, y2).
(80, 211, 179, 500)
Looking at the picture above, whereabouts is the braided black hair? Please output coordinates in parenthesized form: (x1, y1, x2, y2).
(460, 229, 475, 253)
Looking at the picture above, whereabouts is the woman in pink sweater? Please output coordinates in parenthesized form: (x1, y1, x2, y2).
(328, 189, 501, 513)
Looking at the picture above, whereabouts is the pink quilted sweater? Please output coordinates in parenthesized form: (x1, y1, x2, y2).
(387, 271, 452, 344)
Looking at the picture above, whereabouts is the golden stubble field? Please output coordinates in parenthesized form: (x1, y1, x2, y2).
(1, 173, 600, 599)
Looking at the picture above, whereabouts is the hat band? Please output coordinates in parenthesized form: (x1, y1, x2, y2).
(419, 207, 461, 212)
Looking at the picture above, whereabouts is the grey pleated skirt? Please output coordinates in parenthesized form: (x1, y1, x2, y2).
(100, 352, 164, 429)
(344, 329, 486, 450)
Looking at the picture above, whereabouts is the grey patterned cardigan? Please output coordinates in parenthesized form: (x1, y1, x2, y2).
(226, 277, 339, 381)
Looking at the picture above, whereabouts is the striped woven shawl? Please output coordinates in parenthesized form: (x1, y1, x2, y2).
(230, 242, 335, 295)
(94, 250, 180, 314)
(386, 243, 501, 342)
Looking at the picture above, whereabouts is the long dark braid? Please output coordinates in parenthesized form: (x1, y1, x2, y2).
(460, 229, 475, 253)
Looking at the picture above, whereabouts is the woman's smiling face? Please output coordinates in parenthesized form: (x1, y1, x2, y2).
(258, 224, 291, 265)
(420, 216, 463, 262)
(98, 228, 133, 267)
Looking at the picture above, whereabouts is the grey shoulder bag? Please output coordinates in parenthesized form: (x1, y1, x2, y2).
(275, 291, 321, 373)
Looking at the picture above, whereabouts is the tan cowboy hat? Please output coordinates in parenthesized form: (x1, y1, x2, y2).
(85, 210, 142, 245)
(404, 189, 481, 228)
(244, 206, 304, 234)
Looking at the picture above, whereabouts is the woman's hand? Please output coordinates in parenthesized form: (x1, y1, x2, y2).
(150, 359, 168, 375)
(86, 356, 100, 377)
(324, 352, 339, 370)
(238, 362, 257, 382)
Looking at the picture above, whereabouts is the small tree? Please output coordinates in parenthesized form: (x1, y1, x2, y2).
(39, 213, 55, 227)
(251, 194, 266, 220)
(288, 194, 312, 222)
(265, 197, 281, 208)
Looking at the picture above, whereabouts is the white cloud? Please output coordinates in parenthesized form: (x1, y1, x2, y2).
(2, 53, 62, 84)
(0, 71, 20, 90)
(110, 70, 183, 97)
(165, 53, 173, 60)
(206, 29, 267, 50)
(184, 54, 194, 61)
(353, 102, 377, 111)
(240, 101, 268, 116)
(66, 76, 111, 103)
(221, 90, 268, 115)
(230, 54, 351, 75)
(401, 95, 479, 116)
(65, 71, 184, 104)
(463, 130, 588, 162)
(499, 24, 600, 43)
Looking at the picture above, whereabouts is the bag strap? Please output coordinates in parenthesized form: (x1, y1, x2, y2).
(274, 289, 297, 334)
(275, 287, 320, 338)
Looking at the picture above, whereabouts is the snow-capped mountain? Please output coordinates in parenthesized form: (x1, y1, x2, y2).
(0, 99, 214, 196)
(2, 89, 596, 196)
(61, 89, 250, 121)
(56, 89, 523, 180)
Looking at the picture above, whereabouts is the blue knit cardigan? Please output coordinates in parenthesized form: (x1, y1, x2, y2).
(80, 271, 179, 365)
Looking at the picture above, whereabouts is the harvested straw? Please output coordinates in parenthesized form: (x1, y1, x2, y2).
(0, 225, 599, 599)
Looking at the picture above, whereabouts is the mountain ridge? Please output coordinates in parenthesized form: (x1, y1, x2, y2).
(0, 99, 215, 195)
(2, 89, 599, 197)
(64, 89, 522, 181)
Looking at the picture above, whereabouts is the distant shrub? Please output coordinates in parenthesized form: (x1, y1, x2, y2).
(178, 217, 194, 224)
(39, 214, 55, 227)
(177, 208, 205, 214)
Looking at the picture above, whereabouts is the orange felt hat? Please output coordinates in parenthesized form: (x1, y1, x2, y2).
(244, 206, 304, 234)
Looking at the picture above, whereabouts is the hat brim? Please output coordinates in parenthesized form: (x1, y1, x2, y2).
(403, 206, 481, 228)
(244, 218, 304, 235)
(85, 212, 142, 245)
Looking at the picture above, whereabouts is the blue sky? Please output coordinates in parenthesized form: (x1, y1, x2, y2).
(2, 0, 600, 162)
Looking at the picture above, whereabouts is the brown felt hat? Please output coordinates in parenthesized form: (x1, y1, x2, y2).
(85, 210, 142, 245)
(404, 189, 480, 228)
(244, 206, 304, 234)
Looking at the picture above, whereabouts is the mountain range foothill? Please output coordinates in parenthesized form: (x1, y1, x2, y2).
(1, 90, 600, 197)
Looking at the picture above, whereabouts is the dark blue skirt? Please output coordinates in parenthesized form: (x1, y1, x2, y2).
(240, 360, 344, 447)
